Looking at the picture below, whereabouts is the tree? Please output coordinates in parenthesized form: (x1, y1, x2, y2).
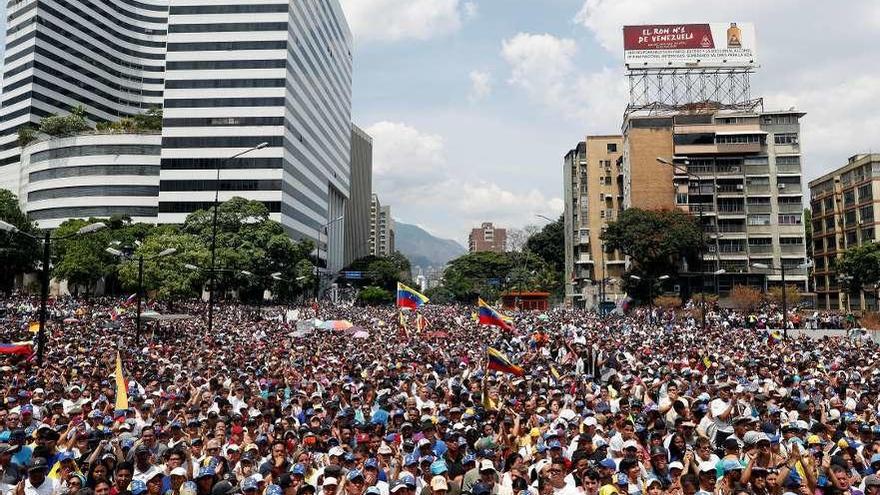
(506, 225, 539, 253)
(343, 253, 412, 291)
(602, 208, 701, 302)
(52, 219, 116, 296)
(441, 251, 514, 303)
(182, 197, 314, 299)
(117, 228, 208, 301)
(0, 190, 38, 293)
(836, 242, 880, 294)
(730, 285, 763, 311)
(357, 286, 393, 306)
(768, 285, 802, 306)
(96, 107, 163, 133)
(38, 105, 91, 137)
(525, 215, 565, 272)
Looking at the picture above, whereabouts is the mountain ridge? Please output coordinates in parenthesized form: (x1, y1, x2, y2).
(394, 221, 466, 268)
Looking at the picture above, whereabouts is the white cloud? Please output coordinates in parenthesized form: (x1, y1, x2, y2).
(467, 70, 492, 103)
(500, 33, 626, 132)
(463, 2, 479, 20)
(339, 0, 473, 43)
(571, 0, 880, 179)
(364, 120, 562, 239)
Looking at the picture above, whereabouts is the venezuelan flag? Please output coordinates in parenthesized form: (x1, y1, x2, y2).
(114, 351, 129, 416)
(397, 282, 429, 309)
(0, 342, 33, 355)
(768, 329, 783, 345)
(478, 298, 512, 331)
(487, 347, 524, 376)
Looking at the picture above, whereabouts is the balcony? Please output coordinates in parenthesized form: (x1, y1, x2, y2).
(747, 204, 772, 213)
(717, 207, 746, 217)
(717, 225, 747, 234)
(779, 204, 804, 214)
(748, 185, 771, 194)
(747, 224, 774, 234)
(781, 244, 806, 255)
(777, 185, 802, 195)
(576, 254, 594, 264)
(748, 244, 773, 254)
(745, 165, 770, 176)
(776, 163, 801, 175)
(717, 186, 745, 196)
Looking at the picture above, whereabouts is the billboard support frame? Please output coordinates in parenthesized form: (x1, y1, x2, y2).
(624, 67, 762, 119)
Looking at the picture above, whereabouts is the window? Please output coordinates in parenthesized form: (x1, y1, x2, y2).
(825, 217, 835, 230)
(676, 193, 688, 204)
(847, 231, 858, 247)
(159, 180, 282, 192)
(778, 214, 802, 225)
(844, 210, 857, 227)
(28, 186, 159, 202)
(844, 190, 856, 207)
(29, 206, 158, 221)
(814, 239, 824, 253)
(777, 156, 801, 166)
(673, 133, 715, 145)
(716, 134, 762, 144)
(779, 237, 803, 245)
(161, 158, 283, 170)
(30, 145, 160, 163)
(748, 215, 771, 226)
(827, 236, 837, 250)
(823, 197, 833, 211)
(815, 257, 826, 270)
(606, 143, 617, 153)
(30, 165, 159, 182)
(774, 133, 799, 145)
(166, 60, 286, 70)
(859, 183, 873, 202)
(159, 201, 281, 213)
(863, 227, 876, 242)
(861, 205, 875, 223)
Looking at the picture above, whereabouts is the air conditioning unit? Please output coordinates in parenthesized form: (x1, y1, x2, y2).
(736, 184, 744, 190)
(778, 183, 786, 189)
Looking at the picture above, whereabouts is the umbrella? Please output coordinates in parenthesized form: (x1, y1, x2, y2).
(353, 330, 369, 339)
(318, 320, 353, 331)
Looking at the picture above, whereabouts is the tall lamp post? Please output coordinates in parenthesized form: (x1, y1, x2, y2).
(106, 245, 176, 344)
(0, 220, 107, 365)
(629, 274, 670, 320)
(751, 260, 811, 338)
(207, 142, 268, 334)
(656, 157, 708, 332)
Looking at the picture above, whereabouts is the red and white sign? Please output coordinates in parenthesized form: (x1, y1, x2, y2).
(624, 23, 757, 69)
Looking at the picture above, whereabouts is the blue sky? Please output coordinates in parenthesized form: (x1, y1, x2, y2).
(3, 1, 879, 243)
(342, 0, 880, 242)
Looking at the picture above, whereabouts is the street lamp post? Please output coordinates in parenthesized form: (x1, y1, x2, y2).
(208, 142, 268, 335)
(0, 220, 107, 365)
(714, 269, 727, 296)
(314, 215, 344, 301)
(657, 157, 708, 332)
(106, 246, 176, 344)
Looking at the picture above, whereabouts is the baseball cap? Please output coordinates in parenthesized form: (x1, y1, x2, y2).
(322, 478, 338, 488)
(478, 459, 496, 473)
(431, 477, 448, 491)
(130, 480, 147, 495)
(170, 467, 187, 477)
(722, 459, 743, 474)
(599, 459, 616, 470)
(290, 464, 306, 476)
(472, 483, 491, 495)
(389, 481, 407, 493)
(698, 462, 716, 474)
(240, 478, 259, 492)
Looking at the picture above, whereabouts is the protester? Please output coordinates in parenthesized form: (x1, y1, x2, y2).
(0, 292, 876, 495)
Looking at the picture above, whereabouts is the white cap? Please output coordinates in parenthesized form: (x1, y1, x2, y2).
(479, 460, 496, 473)
(584, 417, 598, 427)
(622, 439, 639, 450)
(328, 446, 345, 457)
(418, 438, 431, 447)
(323, 478, 338, 487)
(698, 462, 716, 473)
(170, 467, 187, 477)
(431, 477, 448, 491)
(669, 462, 684, 471)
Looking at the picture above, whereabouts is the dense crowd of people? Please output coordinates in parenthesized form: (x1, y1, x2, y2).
(1, 294, 878, 495)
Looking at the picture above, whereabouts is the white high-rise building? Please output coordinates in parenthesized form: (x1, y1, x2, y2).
(0, 0, 354, 270)
(0, 0, 168, 194)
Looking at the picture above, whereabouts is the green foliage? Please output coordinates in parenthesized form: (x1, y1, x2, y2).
(836, 242, 880, 293)
(181, 197, 315, 300)
(17, 125, 37, 147)
(357, 286, 394, 305)
(38, 105, 91, 137)
(51, 219, 116, 295)
(440, 250, 558, 303)
(602, 208, 701, 302)
(95, 107, 163, 133)
(344, 253, 412, 291)
(0, 190, 39, 292)
(117, 228, 208, 301)
(424, 285, 455, 305)
(525, 215, 565, 272)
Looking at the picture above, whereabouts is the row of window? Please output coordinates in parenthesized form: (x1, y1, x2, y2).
(162, 117, 285, 128)
(169, 4, 288, 15)
(168, 22, 288, 34)
(30, 164, 159, 182)
(158, 201, 281, 214)
(166, 59, 286, 71)
(80, 0, 168, 24)
(163, 97, 285, 108)
(160, 158, 282, 170)
(164, 78, 286, 90)
(28, 205, 158, 220)
(161, 136, 282, 149)
(28, 185, 159, 201)
(166, 41, 287, 53)
(30, 144, 160, 163)
(159, 180, 282, 192)
(41, 1, 167, 46)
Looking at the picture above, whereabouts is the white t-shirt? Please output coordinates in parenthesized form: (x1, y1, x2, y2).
(24, 478, 60, 495)
(552, 484, 580, 495)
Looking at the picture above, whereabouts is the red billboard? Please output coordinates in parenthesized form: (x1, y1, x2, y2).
(623, 23, 757, 69)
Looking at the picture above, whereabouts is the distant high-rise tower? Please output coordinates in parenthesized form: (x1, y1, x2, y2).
(469, 222, 507, 253)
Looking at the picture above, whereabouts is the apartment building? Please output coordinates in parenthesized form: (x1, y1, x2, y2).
(563, 137, 627, 308)
(468, 222, 507, 253)
(809, 154, 880, 311)
(370, 194, 394, 257)
(622, 109, 809, 294)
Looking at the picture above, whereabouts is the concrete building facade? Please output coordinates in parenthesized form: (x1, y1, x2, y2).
(468, 222, 507, 253)
(563, 137, 627, 308)
(0, 0, 168, 193)
(370, 194, 394, 257)
(18, 133, 162, 229)
(622, 109, 809, 294)
(344, 124, 372, 266)
(809, 154, 880, 311)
